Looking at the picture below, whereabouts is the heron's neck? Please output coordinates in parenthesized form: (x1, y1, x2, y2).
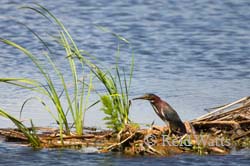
(150, 97, 161, 105)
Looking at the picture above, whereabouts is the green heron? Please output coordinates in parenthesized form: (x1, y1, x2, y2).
(133, 93, 186, 135)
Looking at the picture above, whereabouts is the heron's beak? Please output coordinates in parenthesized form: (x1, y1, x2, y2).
(132, 95, 148, 100)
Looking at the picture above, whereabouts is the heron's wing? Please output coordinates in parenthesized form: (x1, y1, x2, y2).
(150, 103, 167, 121)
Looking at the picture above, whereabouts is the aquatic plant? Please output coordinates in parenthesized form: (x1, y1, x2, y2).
(0, 4, 94, 136)
(67, 30, 134, 132)
(0, 108, 40, 148)
(27, 4, 134, 132)
(0, 3, 134, 139)
(97, 54, 134, 131)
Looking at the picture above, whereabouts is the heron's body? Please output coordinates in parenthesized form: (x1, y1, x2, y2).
(133, 93, 186, 135)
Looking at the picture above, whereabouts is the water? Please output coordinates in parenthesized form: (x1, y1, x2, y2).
(0, 0, 250, 165)
(0, 142, 249, 166)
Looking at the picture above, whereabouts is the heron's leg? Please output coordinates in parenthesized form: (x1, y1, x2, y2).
(164, 121, 172, 136)
(168, 127, 172, 136)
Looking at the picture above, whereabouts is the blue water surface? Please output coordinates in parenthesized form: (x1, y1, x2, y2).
(0, 141, 249, 166)
(0, 0, 250, 165)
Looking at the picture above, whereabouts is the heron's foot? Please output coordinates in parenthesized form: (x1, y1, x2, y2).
(162, 127, 172, 136)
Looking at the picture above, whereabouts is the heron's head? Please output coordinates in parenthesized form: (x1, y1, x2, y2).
(133, 93, 161, 103)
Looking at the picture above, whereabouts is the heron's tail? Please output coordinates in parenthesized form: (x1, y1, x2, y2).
(171, 121, 187, 135)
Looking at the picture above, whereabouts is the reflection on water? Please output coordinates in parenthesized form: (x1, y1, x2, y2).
(0, 0, 250, 164)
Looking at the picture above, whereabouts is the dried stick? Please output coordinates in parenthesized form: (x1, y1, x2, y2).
(101, 132, 136, 152)
(192, 96, 250, 122)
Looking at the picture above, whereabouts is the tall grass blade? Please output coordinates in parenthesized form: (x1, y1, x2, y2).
(0, 108, 41, 148)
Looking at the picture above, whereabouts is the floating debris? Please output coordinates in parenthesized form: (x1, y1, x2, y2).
(0, 97, 250, 156)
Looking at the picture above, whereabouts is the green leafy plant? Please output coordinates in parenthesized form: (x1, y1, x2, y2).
(95, 54, 134, 132)
(31, 4, 135, 132)
(0, 108, 40, 148)
(0, 4, 94, 136)
(0, 4, 134, 139)
(74, 30, 134, 132)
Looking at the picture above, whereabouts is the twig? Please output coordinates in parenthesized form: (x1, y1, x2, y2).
(145, 145, 164, 156)
(192, 121, 239, 126)
(192, 96, 250, 122)
(101, 132, 136, 152)
(208, 147, 227, 154)
(232, 130, 250, 140)
(192, 120, 241, 130)
(40, 134, 95, 140)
